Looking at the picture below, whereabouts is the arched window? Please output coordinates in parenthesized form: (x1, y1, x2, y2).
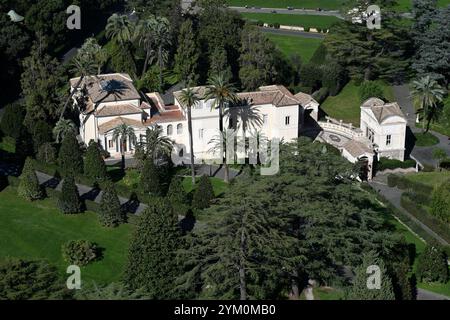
(167, 124, 173, 136)
(178, 148, 184, 157)
(177, 123, 183, 135)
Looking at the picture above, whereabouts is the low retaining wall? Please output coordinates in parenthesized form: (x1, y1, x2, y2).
(262, 24, 328, 33)
(376, 167, 418, 175)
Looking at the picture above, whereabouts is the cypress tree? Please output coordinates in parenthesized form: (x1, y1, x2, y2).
(124, 199, 180, 298)
(58, 131, 83, 177)
(417, 242, 449, 284)
(57, 175, 82, 214)
(166, 176, 189, 216)
(99, 181, 124, 227)
(347, 251, 395, 300)
(84, 140, 107, 181)
(174, 19, 199, 84)
(17, 157, 43, 201)
(192, 175, 214, 210)
(139, 158, 160, 196)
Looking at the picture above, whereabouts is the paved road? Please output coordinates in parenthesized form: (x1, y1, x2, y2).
(230, 6, 344, 18)
(369, 174, 448, 246)
(417, 288, 450, 300)
(393, 85, 450, 167)
(261, 27, 326, 38)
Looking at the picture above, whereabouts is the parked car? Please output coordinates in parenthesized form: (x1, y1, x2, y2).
(316, 7, 322, 11)
(287, 6, 294, 10)
(245, 5, 249, 8)
(271, 10, 277, 13)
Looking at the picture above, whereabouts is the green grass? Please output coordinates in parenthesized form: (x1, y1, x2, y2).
(265, 33, 323, 62)
(227, 0, 345, 10)
(394, 0, 450, 11)
(313, 287, 344, 300)
(414, 132, 440, 147)
(404, 171, 450, 188)
(240, 12, 339, 29)
(321, 80, 394, 126)
(0, 187, 132, 286)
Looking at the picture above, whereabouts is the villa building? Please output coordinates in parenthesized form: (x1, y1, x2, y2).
(70, 73, 319, 164)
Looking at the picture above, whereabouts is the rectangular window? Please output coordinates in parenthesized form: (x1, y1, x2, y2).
(368, 129, 375, 143)
(108, 140, 114, 149)
(285, 116, 290, 125)
(386, 134, 391, 146)
(263, 114, 268, 125)
(199, 129, 204, 139)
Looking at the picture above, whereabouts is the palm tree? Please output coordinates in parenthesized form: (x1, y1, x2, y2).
(208, 130, 236, 183)
(53, 119, 77, 143)
(112, 124, 137, 171)
(139, 126, 174, 161)
(177, 87, 200, 185)
(135, 17, 158, 77)
(106, 14, 133, 44)
(78, 37, 108, 75)
(59, 55, 97, 120)
(203, 73, 237, 182)
(411, 76, 446, 132)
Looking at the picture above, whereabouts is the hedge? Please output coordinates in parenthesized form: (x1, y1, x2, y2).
(376, 157, 416, 171)
(401, 193, 450, 244)
(387, 174, 432, 194)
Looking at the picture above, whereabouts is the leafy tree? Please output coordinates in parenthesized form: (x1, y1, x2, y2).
(300, 63, 323, 90)
(106, 14, 133, 45)
(57, 175, 83, 214)
(322, 62, 348, 96)
(21, 39, 63, 131)
(53, 119, 77, 143)
(58, 131, 83, 177)
(77, 37, 108, 75)
(430, 180, 450, 223)
(347, 251, 395, 300)
(174, 19, 199, 84)
(239, 24, 280, 90)
(124, 199, 181, 298)
(99, 181, 124, 227)
(417, 242, 449, 284)
(166, 176, 189, 216)
(192, 175, 214, 210)
(84, 140, 107, 181)
(75, 282, 148, 300)
(411, 2, 450, 85)
(177, 87, 200, 185)
(359, 81, 385, 103)
(36, 142, 57, 164)
(17, 157, 43, 201)
(31, 120, 52, 152)
(0, 102, 25, 139)
(139, 158, 161, 196)
(432, 148, 448, 169)
(411, 76, 446, 132)
(62, 240, 98, 266)
(0, 258, 71, 300)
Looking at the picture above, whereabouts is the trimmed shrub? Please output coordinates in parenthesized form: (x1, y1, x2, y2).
(359, 81, 384, 102)
(139, 158, 161, 196)
(166, 176, 189, 216)
(304, 27, 310, 32)
(273, 22, 280, 29)
(58, 131, 83, 177)
(300, 63, 322, 90)
(376, 157, 416, 171)
(192, 175, 214, 210)
(62, 240, 98, 266)
(84, 140, 107, 181)
(37, 142, 57, 164)
(417, 242, 449, 284)
(31, 120, 53, 152)
(17, 157, 43, 201)
(256, 20, 264, 26)
(430, 181, 450, 224)
(99, 181, 124, 227)
(57, 175, 83, 214)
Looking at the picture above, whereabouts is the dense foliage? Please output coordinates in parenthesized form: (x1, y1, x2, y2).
(57, 175, 83, 214)
(17, 157, 43, 201)
(99, 181, 125, 227)
(62, 240, 99, 266)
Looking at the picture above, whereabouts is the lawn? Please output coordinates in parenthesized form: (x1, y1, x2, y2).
(0, 136, 15, 153)
(0, 187, 132, 286)
(404, 171, 450, 188)
(265, 33, 323, 62)
(227, 0, 344, 10)
(414, 132, 439, 147)
(240, 12, 340, 29)
(321, 80, 395, 126)
(182, 176, 229, 197)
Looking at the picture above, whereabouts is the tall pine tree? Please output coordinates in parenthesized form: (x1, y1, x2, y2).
(124, 199, 181, 298)
(192, 175, 214, 210)
(139, 158, 161, 196)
